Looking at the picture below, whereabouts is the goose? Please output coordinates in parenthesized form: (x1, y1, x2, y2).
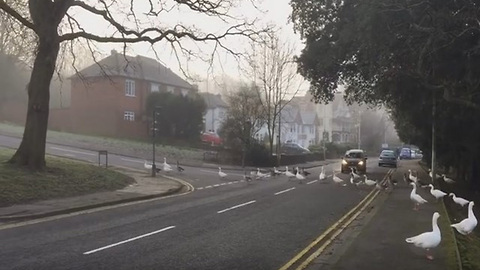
(442, 174, 455, 184)
(350, 167, 361, 179)
(451, 201, 477, 237)
(332, 171, 346, 186)
(256, 168, 269, 179)
(163, 157, 172, 169)
(405, 212, 441, 260)
(176, 161, 185, 173)
(364, 174, 376, 186)
(301, 167, 311, 177)
(163, 163, 173, 173)
(410, 182, 428, 210)
(428, 184, 447, 201)
(449, 193, 470, 207)
(428, 169, 441, 179)
(285, 166, 296, 180)
(319, 166, 326, 181)
(408, 169, 418, 183)
(404, 173, 413, 185)
(375, 179, 385, 191)
(273, 167, 282, 176)
(295, 167, 305, 183)
(144, 160, 152, 170)
(243, 171, 253, 182)
(218, 167, 227, 179)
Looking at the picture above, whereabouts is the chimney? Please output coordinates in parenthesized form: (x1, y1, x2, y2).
(111, 49, 117, 55)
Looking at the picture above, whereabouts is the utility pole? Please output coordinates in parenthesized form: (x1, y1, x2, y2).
(151, 106, 161, 177)
(431, 94, 436, 184)
(357, 110, 362, 149)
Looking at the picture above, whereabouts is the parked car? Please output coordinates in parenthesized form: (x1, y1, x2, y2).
(281, 143, 311, 155)
(378, 149, 398, 168)
(201, 132, 223, 145)
(341, 149, 367, 174)
(399, 148, 412, 160)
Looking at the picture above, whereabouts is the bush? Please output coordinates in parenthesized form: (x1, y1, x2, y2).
(246, 142, 271, 167)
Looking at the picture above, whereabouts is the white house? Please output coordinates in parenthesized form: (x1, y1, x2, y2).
(199, 93, 228, 134)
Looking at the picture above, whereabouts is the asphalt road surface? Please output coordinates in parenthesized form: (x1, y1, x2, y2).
(0, 134, 394, 270)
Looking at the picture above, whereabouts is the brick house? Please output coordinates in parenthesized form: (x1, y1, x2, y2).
(64, 50, 196, 139)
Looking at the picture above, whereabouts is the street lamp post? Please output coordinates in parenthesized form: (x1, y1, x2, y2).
(152, 106, 162, 177)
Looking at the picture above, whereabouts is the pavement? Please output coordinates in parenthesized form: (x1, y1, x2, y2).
(309, 160, 458, 270)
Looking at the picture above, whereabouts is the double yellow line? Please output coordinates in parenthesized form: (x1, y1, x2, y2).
(279, 169, 394, 270)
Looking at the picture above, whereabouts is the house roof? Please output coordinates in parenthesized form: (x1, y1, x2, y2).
(71, 50, 193, 89)
(300, 111, 319, 125)
(199, 92, 228, 108)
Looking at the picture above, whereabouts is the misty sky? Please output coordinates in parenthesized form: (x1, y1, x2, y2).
(70, 0, 300, 82)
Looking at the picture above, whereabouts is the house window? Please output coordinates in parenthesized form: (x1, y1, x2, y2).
(151, 83, 160, 93)
(181, 88, 189, 96)
(125, 79, 135, 97)
(310, 126, 314, 134)
(124, 111, 135, 121)
(167, 85, 174, 93)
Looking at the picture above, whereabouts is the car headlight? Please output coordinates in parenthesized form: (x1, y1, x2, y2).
(358, 161, 364, 166)
(342, 159, 348, 165)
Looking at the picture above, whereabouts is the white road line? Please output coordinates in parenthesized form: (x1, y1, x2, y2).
(220, 183, 227, 186)
(307, 180, 318, 185)
(217, 200, 256, 214)
(213, 184, 220, 187)
(197, 187, 204, 190)
(50, 146, 96, 156)
(121, 158, 144, 164)
(83, 226, 175, 255)
(205, 186, 212, 189)
(274, 187, 296, 195)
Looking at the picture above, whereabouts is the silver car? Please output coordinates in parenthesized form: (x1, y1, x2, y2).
(378, 150, 398, 168)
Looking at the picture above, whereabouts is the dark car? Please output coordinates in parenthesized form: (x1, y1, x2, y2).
(399, 148, 412, 160)
(378, 150, 398, 168)
(281, 143, 311, 155)
(341, 149, 367, 174)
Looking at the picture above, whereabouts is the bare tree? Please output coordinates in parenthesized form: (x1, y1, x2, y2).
(244, 31, 304, 156)
(0, 0, 270, 170)
(220, 84, 265, 167)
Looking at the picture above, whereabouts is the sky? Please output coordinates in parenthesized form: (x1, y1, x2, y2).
(70, 0, 303, 92)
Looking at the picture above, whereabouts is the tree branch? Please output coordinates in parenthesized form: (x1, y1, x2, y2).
(0, 0, 35, 31)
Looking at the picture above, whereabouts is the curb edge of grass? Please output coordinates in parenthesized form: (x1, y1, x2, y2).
(418, 161, 463, 270)
(0, 184, 185, 222)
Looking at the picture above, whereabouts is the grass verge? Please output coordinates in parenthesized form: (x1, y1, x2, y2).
(0, 122, 205, 164)
(0, 147, 134, 207)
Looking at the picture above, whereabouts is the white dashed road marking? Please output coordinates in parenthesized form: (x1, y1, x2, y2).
(274, 187, 296, 196)
(83, 226, 175, 255)
(306, 180, 318, 185)
(217, 200, 256, 214)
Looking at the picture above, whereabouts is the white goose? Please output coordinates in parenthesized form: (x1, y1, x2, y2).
(273, 167, 282, 176)
(363, 174, 376, 186)
(218, 167, 227, 179)
(319, 166, 326, 181)
(285, 166, 296, 180)
(256, 168, 269, 179)
(410, 182, 428, 210)
(449, 193, 470, 207)
(295, 167, 305, 183)
(163, 163, 173, 173)
(451, 201, 477, 237)
(332, 171, 346, 186)
(405, 212, 441, 260)
(428, 184, 447, 201)
(144, 160, 152, 170)
(442, 174, 455, 184)
(163, 157, 172, 169)
(408, 169, 418, 183)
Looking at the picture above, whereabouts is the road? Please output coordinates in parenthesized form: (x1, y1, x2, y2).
(0, 134, 392, 270)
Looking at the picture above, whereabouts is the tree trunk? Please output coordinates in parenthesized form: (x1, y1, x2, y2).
(9, 34, 59, 170)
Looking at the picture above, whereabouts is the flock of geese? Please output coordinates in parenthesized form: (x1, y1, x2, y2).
(404, 169, 477, 260)
(145, 158, 477, 261)
(144, 158, 184, 173)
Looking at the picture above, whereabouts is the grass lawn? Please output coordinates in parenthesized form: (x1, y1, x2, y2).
(0, 122, 205, 164)
(0, 147, 134, 207)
